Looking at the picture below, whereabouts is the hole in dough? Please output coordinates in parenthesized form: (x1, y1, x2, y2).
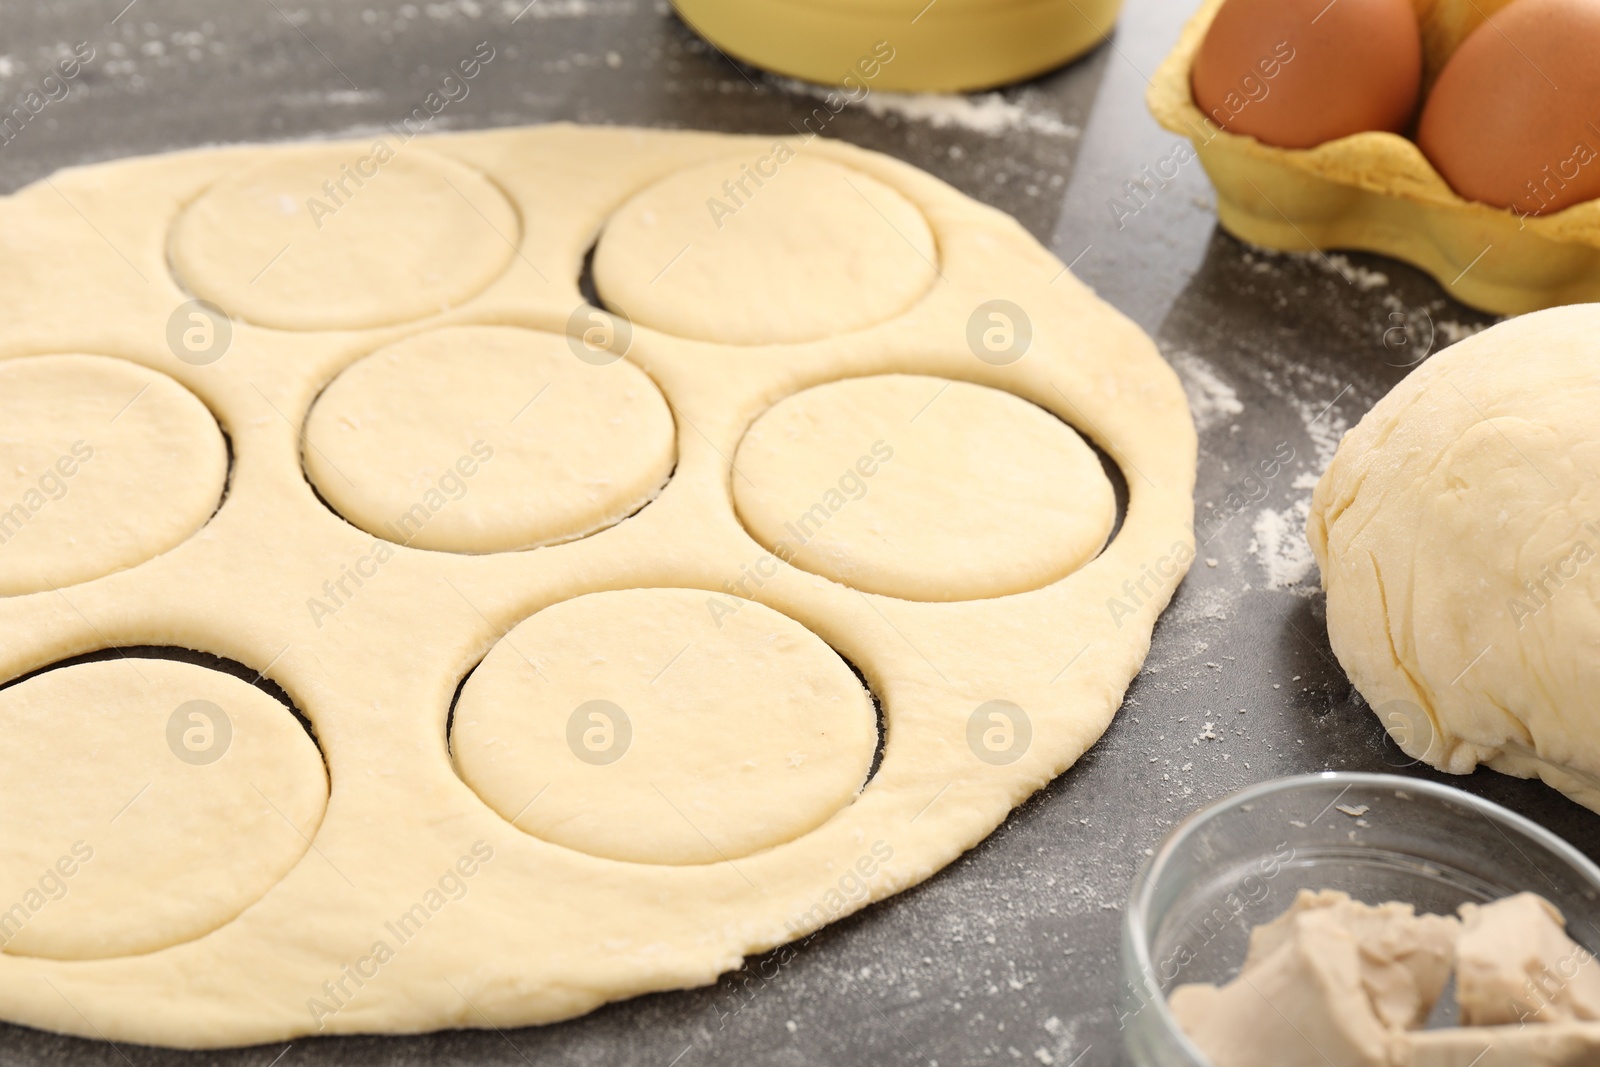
(577, 238, 603, 310)
(0, 355, 228, 597)
(592, 155, 938, 345)
(1089, 435, 1131, 549)
(731, 374, 1118, 602)
(302, 325, 676, 554)
(2, 645, 316, 736)
(842, 652, 889, 789)
(0, 655, 327, 960)
(449, 587, 879, 865)
(168, 146, 519, 331)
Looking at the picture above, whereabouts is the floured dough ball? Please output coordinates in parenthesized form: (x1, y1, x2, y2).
(1308, 305, 1600, 812)
(593, 154, 937, 345)
(0, 355, 227, 596)
(732, 375, 1115, 601)
(303, 326, 675, 553)
(0, 658, 326, 959)
(451, 587, 876, 865)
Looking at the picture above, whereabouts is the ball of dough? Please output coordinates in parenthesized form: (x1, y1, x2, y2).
(1308, 305, 1600, 812)
(732, 375, 1116, 601)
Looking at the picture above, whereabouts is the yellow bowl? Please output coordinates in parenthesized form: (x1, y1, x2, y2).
(673, 0, 1125, 93)
(1148, 0, 1600, 315)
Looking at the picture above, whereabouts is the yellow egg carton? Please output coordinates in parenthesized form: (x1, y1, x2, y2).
(1148, 0, 1600, 315)
(673, 0, 1124, 92)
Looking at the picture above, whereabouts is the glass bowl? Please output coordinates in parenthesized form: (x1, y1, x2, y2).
(1120, 771, 1600, 1067)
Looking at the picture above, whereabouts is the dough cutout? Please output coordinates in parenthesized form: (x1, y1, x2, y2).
(450, 587, 878, 865)
(170, 146, 519, 331)
(732, 374, 1117, 601)
(593, 155, 938, 345)
(0, 656, 326, 960)
(0, 355, 226, 597)
(302, 325, 675, 553)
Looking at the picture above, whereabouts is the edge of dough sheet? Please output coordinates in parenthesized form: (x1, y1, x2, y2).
(0, 123, 1197, 1047)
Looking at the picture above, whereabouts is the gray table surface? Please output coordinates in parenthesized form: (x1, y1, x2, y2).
(2, 1, 1594, 1064)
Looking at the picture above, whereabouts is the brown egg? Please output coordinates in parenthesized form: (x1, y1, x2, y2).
(1418, 0, 1600, 216)
(1192, 0, 1423, 149)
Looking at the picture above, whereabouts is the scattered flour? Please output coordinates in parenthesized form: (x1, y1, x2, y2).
(1379, 292, 1493, 363)
(1435, 317, 1490, 345)
(1169, 580, 1239, 627)
(773, 78, 1079, 137)
(858, 91, 1079, 138)
(1036, 1014, 1083, 1066)
(424, 0, 485, 18)
(1248, 496, 1317, 592)
(1167, 348, 1242, 432)
(278, 89, 384, 107)
(1323, 252, 1389, 291)
(1214, 352, 1350, 596)
(1295, 394, 1349, 474)
(1253, 250, 1495, 359)
(498, 0, 633, 17)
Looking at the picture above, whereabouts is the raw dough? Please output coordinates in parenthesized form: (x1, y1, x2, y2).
(731, 374, 1116, 601)
(302, 325, 675, 552)
(0, 658, 326, 960)
(450, 587, 877, 864)
(593, 155, 938, 345)
(170, 146, 519, 331)
(1240, 890, 1459, 1030)
(1309, 305, 1600, 813)
(1395, 1023, 1600, 1066)
(1169, 889, 1459, 1067)
(0, 354, 226, 596)
(0, 125, 1195, 1046)
(1171, 889, 1600, 1067)
(1456, 892, 1600, 1025)
(1171, 906, 1394, 1067)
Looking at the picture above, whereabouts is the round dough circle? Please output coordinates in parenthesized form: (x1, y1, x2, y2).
(0, 658, 327, 959)
(170, 147, 518, 331)
(732, 375, 1117, 601)
(0, 355, 227, 597)
(303, 326, 676, 553)
(593, 155, 938, 345)
(1308, 305, 1600, 814)
(451, 587, 877, 864)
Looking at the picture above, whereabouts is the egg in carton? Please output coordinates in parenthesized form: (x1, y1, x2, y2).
(1148, 0, 1600, 316)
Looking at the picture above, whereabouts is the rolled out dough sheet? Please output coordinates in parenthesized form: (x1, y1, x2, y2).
(0, 124, 1195, 1047)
